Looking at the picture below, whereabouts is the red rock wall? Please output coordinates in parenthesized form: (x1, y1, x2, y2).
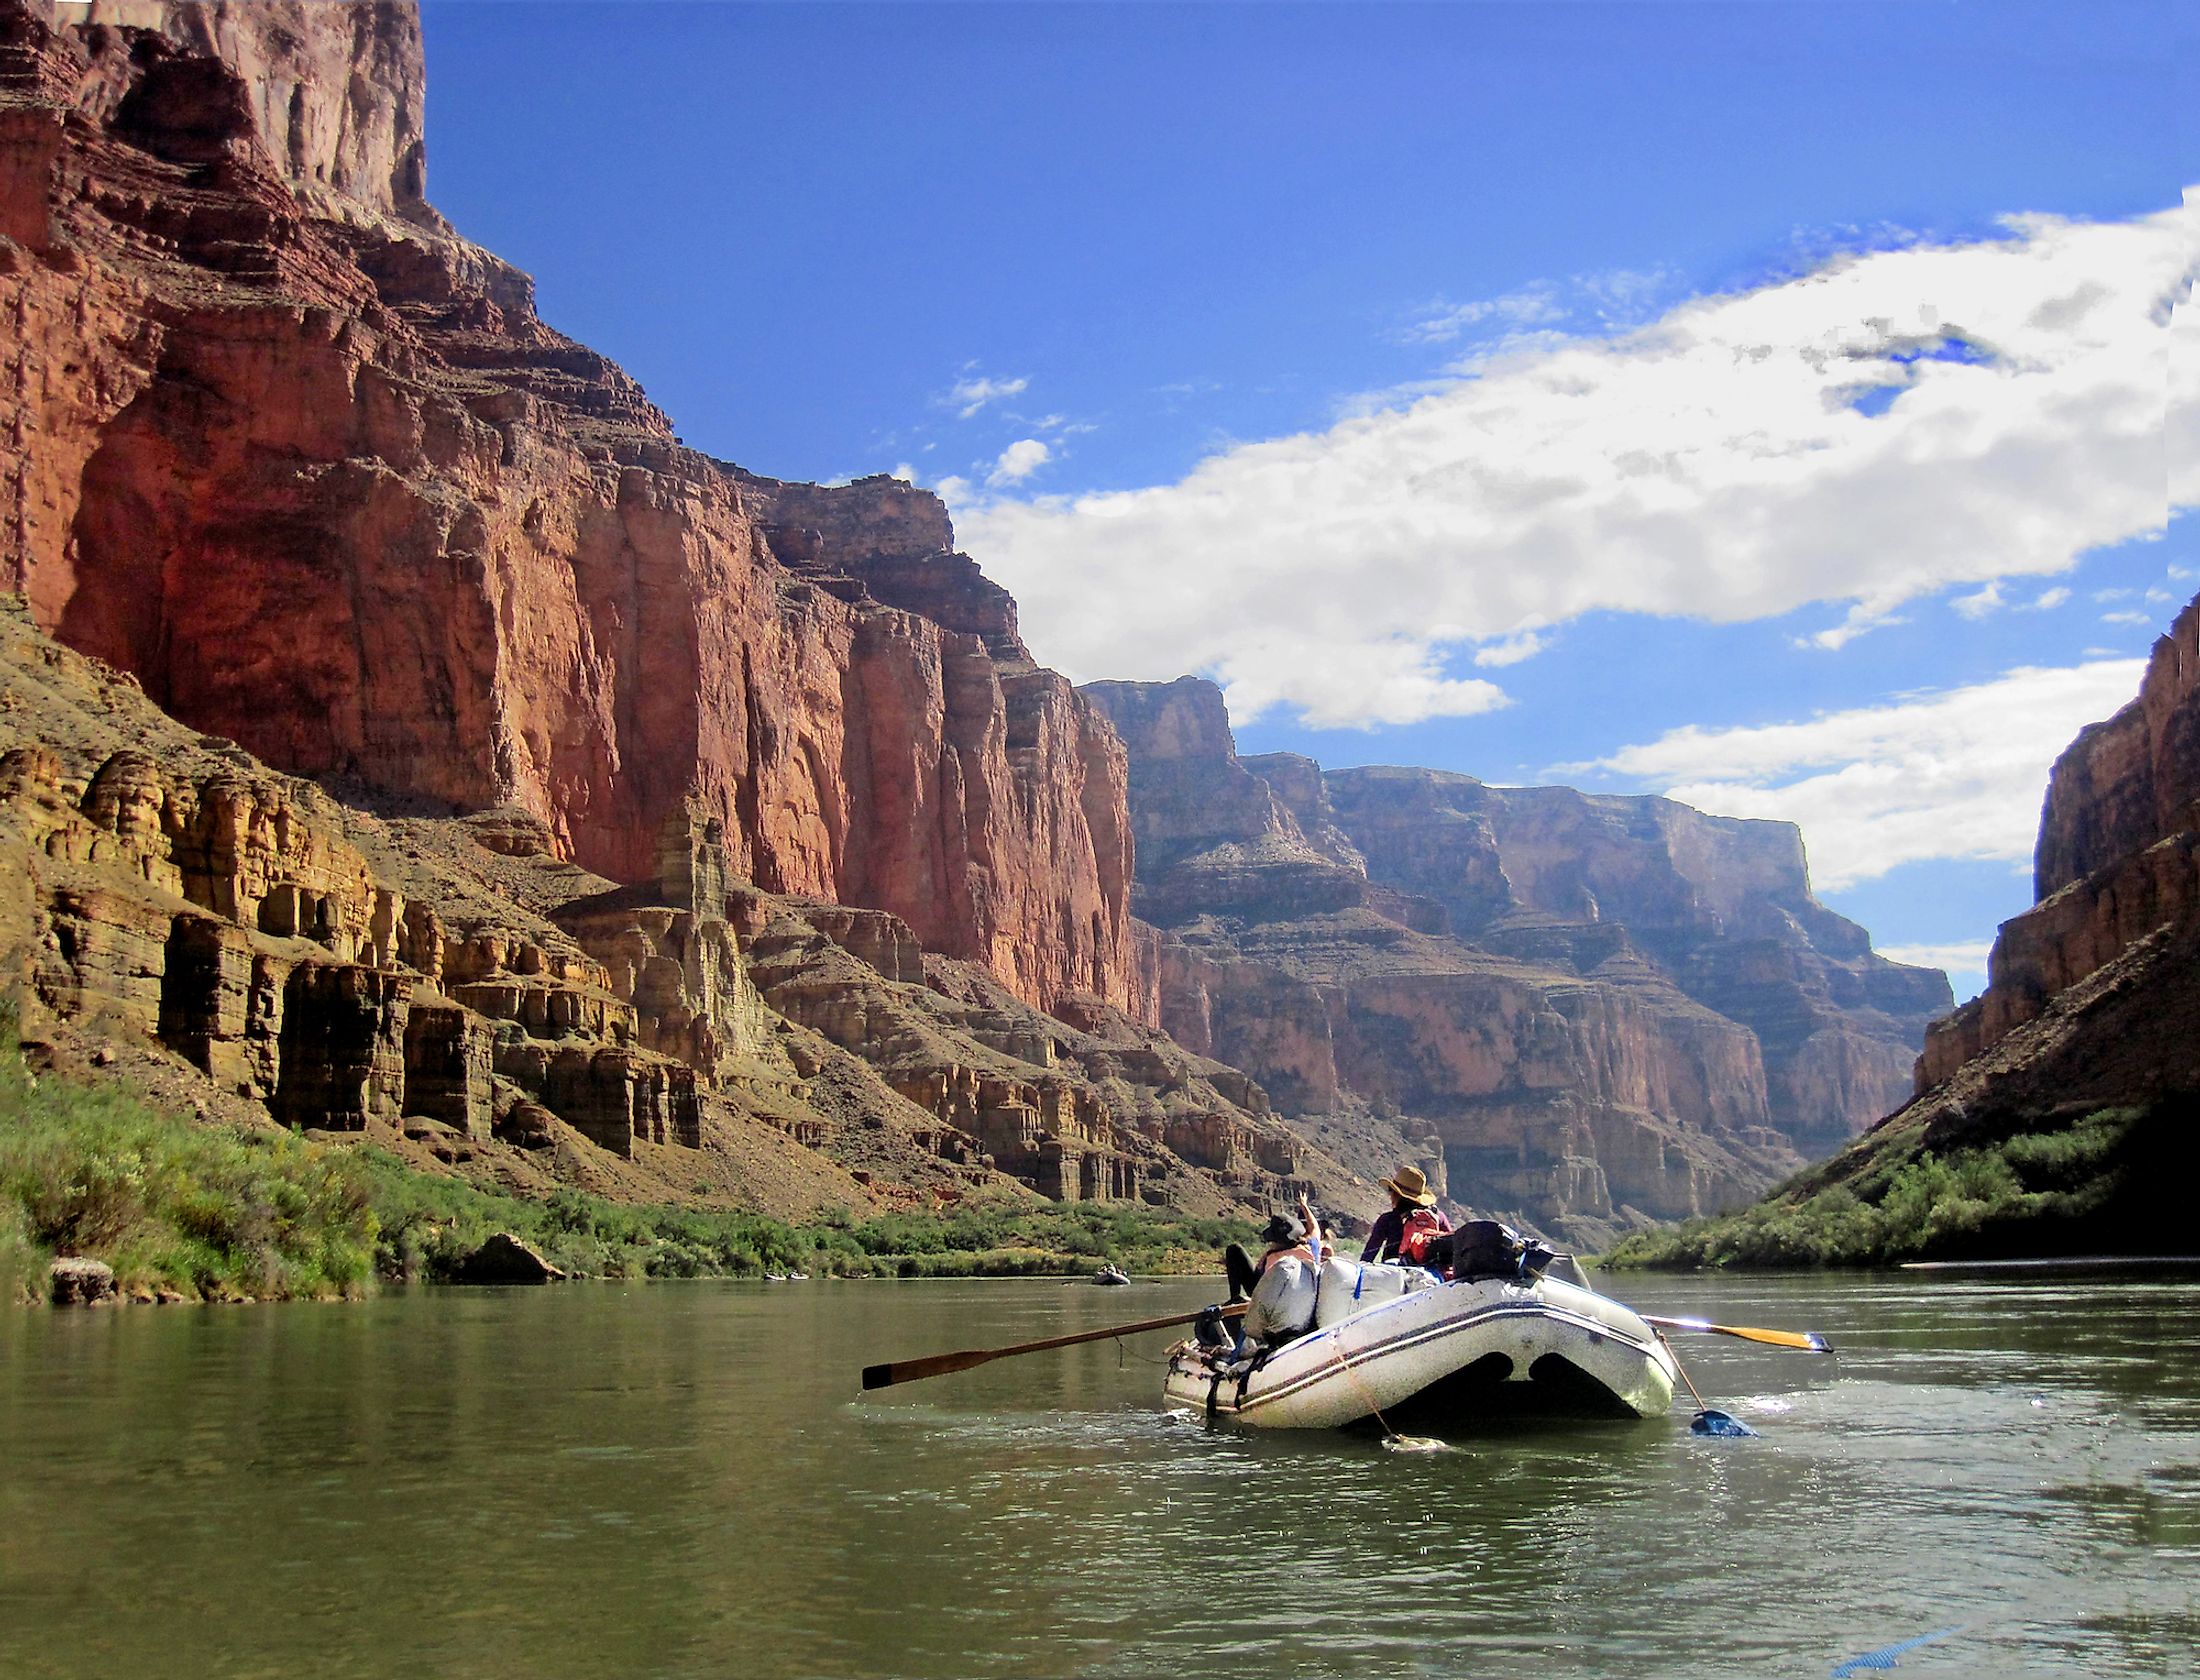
(1919, 594, 2200, 1089)
(2033, 599, 2200, 899)
(0, 0, 1149, 1022)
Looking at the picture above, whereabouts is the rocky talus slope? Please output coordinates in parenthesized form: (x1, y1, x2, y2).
(0, 0, 1361, 1223)
(0, 601, 1349, 1219)
(1081, 678, 1950, 1248)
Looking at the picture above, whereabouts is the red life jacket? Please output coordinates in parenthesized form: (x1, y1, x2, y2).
(1398, 1207, 1450, 1263)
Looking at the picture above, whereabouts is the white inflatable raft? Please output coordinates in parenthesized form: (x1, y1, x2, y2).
(1163, 1260, 1678, 1429)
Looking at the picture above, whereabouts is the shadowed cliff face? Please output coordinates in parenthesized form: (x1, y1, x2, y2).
(1748, 593, 2200, 1253)
(1081, 676, 1950, 1248)
(0, 0, 1143, 1023)
(1916, 592, 2200, 1094)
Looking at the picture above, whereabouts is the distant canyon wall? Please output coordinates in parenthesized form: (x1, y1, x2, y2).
(1082, 676, 1950, 1246)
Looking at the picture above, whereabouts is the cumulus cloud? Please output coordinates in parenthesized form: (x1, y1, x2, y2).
(945, 372, 1029, 419)
(1877, 940, 1994, 997)
(1471, 629, 1550, 668)
(1953, 580, 2072, 618)
(987, 438, 1052, 488)
(959, 198, 2194, 726)
(1952, 581, 2006, 619)
(1562, 660, 2147, 891)
(1399, 283, 1566, 346)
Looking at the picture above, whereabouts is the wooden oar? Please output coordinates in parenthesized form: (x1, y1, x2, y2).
(1640, 1314, 1831, 1353)
(861, 1303, 1244, 1391)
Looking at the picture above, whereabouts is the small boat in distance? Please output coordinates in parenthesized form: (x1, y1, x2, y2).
(1092, 1264, 1133, 1287)
(1163, 1255, 1679, 1428)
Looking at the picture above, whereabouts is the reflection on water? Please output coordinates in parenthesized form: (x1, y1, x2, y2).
(1, 1273, 2194, 1678)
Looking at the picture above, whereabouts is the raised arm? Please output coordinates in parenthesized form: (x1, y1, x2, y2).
(1297, 1196, 1323, 1264)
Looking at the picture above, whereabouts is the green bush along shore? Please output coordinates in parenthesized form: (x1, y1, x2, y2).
(0, 1012, 1253, 1304)
(1604, 1102, 2181, 1268)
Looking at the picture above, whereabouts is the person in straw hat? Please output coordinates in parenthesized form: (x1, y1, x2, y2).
(1361, 1164, 1450, 1264)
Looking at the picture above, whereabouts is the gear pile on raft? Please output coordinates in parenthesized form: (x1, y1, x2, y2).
(1167, 1183, 1680, 1430)
(860, 1166, 1829, 1433)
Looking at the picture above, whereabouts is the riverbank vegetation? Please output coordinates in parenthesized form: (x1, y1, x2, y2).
(1, 1017, 1252, 1303)
(1605, 1103, 2179, 1268)
(0, 1033, 376, 1305)
(363, 1154, 1250, 1285)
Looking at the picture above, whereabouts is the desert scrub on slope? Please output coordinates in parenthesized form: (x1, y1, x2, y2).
(366, 1161, 1255, 1283)
(1603, 1104, 2178, 1269)
(0, 1008, 377, 1303)
(0, 1002, 1259, 1299)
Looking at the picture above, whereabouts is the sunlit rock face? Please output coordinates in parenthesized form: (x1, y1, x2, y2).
(0, 0, 1145, 1024)
(0, 2, 1386, 1220)
(1919, 593, 2200, 1091)
(1082, 677, 1949, 1248)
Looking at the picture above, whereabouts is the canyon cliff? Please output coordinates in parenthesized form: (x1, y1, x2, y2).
(1, 0, 1141, 1022)
(1700, 596, 2200, 1258)
(1081, 677, 1950, 1247)
(0, 0, 1358, 1223)
(0, 0, 1954, 1246)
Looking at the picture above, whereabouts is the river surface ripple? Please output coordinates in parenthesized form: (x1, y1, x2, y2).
(1, 1272, 2194, 1678)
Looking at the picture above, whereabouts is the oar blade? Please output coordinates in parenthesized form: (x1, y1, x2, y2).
(1642, 1314, 1832, 1353)
(861, 1347, 996, 1390)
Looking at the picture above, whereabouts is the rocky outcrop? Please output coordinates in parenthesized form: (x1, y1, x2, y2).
(0, 0, 1145, 1023)
(48, 1255, 117, 1305)
(1918, 594, 2200, 1090)
(1083, 676, 1947, 1247)
(0, 600, 717, 1157)
(0, 598, 1367, 1219)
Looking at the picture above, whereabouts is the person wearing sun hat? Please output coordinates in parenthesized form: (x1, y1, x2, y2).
(1361, 1164, 1451, 1264)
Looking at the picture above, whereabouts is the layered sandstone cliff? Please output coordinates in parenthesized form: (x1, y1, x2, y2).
(1916, 594, 2200, 1090)
(1730, 597, 2200, 1257)
(0, 0, 1378, 1224)
(0, 0, 1143, 1022)
(1082, 677, 1950, 1247)
(0, 599, 1348, 1218)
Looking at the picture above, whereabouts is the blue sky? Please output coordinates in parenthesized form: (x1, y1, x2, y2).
(419, 1, 2191, 998)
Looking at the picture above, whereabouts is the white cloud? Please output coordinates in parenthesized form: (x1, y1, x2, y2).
(960, 198, 2195, 726)
(1398, 265, 1681, 348)
(1877, 940, 1994, 998)
(945, 372, 1030, 419)
(888, 462, 917, 483)
(1216, 636, 1510, 730)
(1878, 939, 1994, 971)
(1564, 660, 2147, 891)
(2101, 609, 2154, 626)
(1471, 629, 1550, 668)
(1399, 283, 1566, 346)
(1959, 580, 2074, 618)
(987, 438, 1052, 488)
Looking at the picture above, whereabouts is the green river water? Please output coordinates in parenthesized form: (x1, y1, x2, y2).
(1, 1271, 2194, 1678)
